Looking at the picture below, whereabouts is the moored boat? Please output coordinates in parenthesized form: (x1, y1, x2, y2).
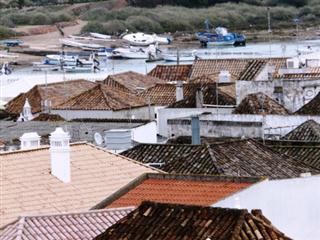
(196, 21, 246, 47)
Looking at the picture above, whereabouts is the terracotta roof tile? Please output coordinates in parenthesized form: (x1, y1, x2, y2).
(121, 139, 318, 179)
(0, 207, 134, 240)
(5, 80, 97, 114)
(295, 92, 320, 115)
(94, 173, 261, 209)
(190, 58, 287, 80)
(54, 84, 147, 111)
(138, 83, 197, 106)
(169, 84, 236, 108)
(148, 64, 192, 81)
(233, 92, 290, 115)
(102, 71, 164, 93)
(276, 72, 320, 80)
(0, 143, 158, 227)
(94, 201, 292, 240)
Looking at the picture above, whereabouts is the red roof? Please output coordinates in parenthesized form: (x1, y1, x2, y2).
(99, 174, 260, 208)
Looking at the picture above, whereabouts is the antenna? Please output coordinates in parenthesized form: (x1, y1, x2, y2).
(267, 7, 272, 59)
(94, 132, 104, 146)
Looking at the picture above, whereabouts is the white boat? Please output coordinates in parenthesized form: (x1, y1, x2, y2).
(90, 32, 112, 39)
(59, 38, 103, 50)
(32, 63, 60, 71)
(63, 65, 94, 73)
(122, 32, 170, 46)
(0, 51, 18, 59)
(112, 45, 161, 59)
(163, 50, 198, 62)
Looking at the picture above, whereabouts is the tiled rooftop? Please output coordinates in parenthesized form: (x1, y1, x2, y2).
(138, 83, 197, 106)
(121, 139, 317, 179)
(94, 173, 261, 209)
(233, 92, 290, 115)
(0, 143, 158, 227)
(273, 144, 320, 169)
(275, 72, 320, 80)
(5, 80, 96, 114)
(148, 64, 192, 81)
(102, 71, 164, 93)
(282, 120, 320, 142)
(0, 207, 134, 240)
(32, 113, 65, 121)
(190, 58, 287, 80)
(295, 92, 320, 115)
(94, 201, 292, 240)
(168, 84, 236, 108)
(54, 84, 147, 111)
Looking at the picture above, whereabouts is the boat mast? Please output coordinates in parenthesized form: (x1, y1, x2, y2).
(267, 7, 272, 59)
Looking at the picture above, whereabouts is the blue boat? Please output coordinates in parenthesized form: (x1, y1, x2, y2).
(0, 39, 24, 47)
(196, 20, 246, 47)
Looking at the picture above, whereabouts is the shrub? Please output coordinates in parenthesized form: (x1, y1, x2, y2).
(126, 15, 163, 33)
(0, 25, 16, 39)
(81, 21, 105, 34)
(30, 13, 51, 25)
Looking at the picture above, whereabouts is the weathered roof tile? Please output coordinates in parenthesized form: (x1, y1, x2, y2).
(94, 201, 291, 240)
(0, 143, 158, 226)
(54, 84, 147, 111)
(121, 139, 317, 179)
(5, 80, 96, 114)
(0, 207, 134, 240)
(233, 92, 290, 115)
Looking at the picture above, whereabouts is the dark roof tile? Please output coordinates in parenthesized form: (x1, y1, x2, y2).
(94, 201, 291, 240)
(148, 64, 192, 81)
(295, 92, 320, 115)
(121, 139, 318, 179)
(233, 92, 290, 115)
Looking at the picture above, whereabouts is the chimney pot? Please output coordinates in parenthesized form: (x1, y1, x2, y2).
(176, 81, 184, 102)
(50, 127, 71, 183)
(196, 88, 204, 108)
(20, 132, 41, 150)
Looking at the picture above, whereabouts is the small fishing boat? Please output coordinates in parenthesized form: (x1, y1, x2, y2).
(90, 32, 112, 39)
(122, 32, 171, 46)
(59, 38, 103, 50)
(112, 45, 161, 59)
(0, 51, 18, 59)
(196, 20, 246, 47)
(163, 50, 198, 62)
(0, 39, 23, 47)
(32, 63, 60, 71)
(63, 65, 94, 73)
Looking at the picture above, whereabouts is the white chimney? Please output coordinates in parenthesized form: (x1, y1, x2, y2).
(218, 71, 231, 83)
(20, 132, 41, 150)
(18, 98, 33, 122)
(49, 127, 71, 183)
(196, 88, 203, 108)
(176, 81, 184, 101)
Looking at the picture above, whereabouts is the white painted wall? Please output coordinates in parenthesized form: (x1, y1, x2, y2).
(213, 175, 320, 240)
(158, 107, 235, 137)
(132, 121, 157, 143)
(165, 113, 320, 138)
(237, 79, 320, 112)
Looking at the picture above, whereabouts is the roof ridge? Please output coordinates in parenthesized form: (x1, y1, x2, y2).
(0, 141, 87, 155)
(97, 84, 113, 109)
(15, 216, 26, 240)
(84, 142, 164, 173)
(17, 207, 135, 219)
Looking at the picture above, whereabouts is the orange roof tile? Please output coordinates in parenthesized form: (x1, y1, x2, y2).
(0, 143, 159, 227)
(94, 174, 260, 209)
